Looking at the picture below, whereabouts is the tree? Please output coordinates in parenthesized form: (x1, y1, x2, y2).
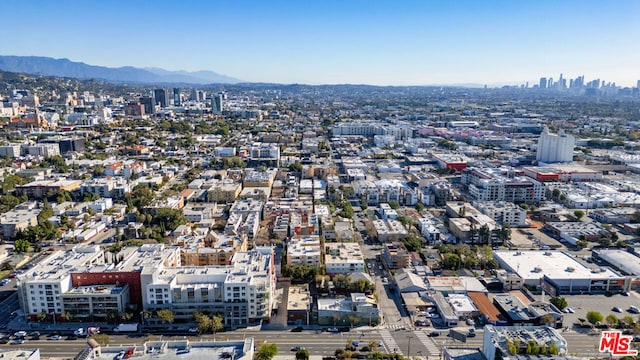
(388, 201, 400, 210)
(295, 349, 310, 360)
(289, 162, 303, 173)
(549, 297, 568, 310)
(478, 224, 491, 245)
(37, 311, 47, 322)
(552, 188, 561, 199)
(156, 309, 175, 324)
(194, 312, 212, 333)
(255, 343, 279, 360)
(211, 314, 223, 337)
(586, 311, 604, 325)
(605, 314, 619, 328)
(14, 239, 30, 253)
(574, 210, 585, 221)
(548, 343, 559, 355)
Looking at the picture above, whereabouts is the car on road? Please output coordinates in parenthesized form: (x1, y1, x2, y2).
(0, 279, 9, 286)
(11, 339, 25, 345)
(48, 335, 62, 340)
(360, 346, 370, 352)
(467, 329, 476, 338)
(66, 335, 78, 340)
(427, 331, 440, 337)
(613, 307, 623, 313)
(414, 320, 429, 327)
(377, 341, 383, 347)
(291, 326, 304, 332)
(13, 331, 27, 338)
(563, 307, 575, 313)
(622, 292, 631, 296)
(327, 327, 339, 333)
(291, 346, 305, 351)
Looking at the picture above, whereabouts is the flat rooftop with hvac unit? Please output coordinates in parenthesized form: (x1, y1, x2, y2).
(493, 250, 630, 296)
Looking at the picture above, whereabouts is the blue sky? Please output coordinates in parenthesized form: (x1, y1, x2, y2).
(1, 0, 639, 86)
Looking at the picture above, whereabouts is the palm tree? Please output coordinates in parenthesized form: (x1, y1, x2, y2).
(478, 224, 491, 245)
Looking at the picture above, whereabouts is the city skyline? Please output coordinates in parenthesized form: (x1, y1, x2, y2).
(1, 0, 639, 86)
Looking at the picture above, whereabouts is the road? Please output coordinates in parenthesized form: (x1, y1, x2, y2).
(1, 327, 617, 358)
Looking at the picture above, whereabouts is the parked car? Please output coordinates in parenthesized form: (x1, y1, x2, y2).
(10, 339, 25, 344)
(327, 327, 339, 333)
(563, 307, 575, 313)
(613, 307, 623, 313)
(291, 326, 304, 332)
(188, 327, 198, 333)
(291, 346, 305, 351)
(428, 331, 440, 337)
(48, 335, 62, 340)
(466, 318, 475, 326)
(629, 306, 640, 314)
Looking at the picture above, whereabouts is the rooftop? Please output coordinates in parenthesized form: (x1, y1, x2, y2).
(494, 250, 622, 281)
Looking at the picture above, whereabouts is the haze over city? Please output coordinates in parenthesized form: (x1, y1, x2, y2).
(1, 0, 639, 86)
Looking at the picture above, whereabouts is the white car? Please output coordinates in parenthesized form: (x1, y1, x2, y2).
(563, 307, 575, 313)
(188, 327, 198, 333)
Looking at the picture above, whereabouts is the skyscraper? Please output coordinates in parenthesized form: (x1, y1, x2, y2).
(139, 96, 156, 115)
(173, 88, 181, 107)
(536, 127, 575, 163)
(154, 89, 167, 108)
(211, 93, 224, 115)
(539, 77, 547, 89)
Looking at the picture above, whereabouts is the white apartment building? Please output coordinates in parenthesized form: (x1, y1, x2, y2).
(536, 127, 575, 163)
(473, 201, 527, 226)
(286, 235, 321, 267)
(324, 242, 365, 274)
(143, 248, 275, 328)
(417, 217, 441, 244)
(16, 246, 104, 317)
(462, 167, 545, 204)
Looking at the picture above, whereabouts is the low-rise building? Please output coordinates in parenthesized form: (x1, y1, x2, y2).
(382, 242, 411, 269)
(317, 293, 379, 327)
(473, 201, 527, 227)
(482, 325, 568, 360)
(286, 235, 321, 267)
(324, 242, 365, 275)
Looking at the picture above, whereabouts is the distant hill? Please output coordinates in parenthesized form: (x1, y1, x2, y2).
(0, 55, 241, 84)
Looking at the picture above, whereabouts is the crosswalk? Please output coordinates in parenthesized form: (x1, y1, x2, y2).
(413, 330, 440, 356)
(386, 324, 407, 331)
(379, 328, 403, 355)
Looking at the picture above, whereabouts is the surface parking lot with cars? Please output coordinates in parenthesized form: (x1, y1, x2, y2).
(541, 292, 640, 328)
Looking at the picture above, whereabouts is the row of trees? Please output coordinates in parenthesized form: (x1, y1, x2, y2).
(504, 338, 560, 356)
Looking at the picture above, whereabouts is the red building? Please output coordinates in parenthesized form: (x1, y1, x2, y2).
(71, 271, 142, 306)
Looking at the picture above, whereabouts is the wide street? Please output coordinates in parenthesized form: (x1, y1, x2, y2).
(1, 327, 616, 359)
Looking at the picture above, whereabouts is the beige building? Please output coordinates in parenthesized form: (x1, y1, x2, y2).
(206, 181, 243, 203)
(176, 232, 248, 266)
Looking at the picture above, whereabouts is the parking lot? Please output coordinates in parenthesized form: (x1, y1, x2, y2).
(531, 292, 640, 328)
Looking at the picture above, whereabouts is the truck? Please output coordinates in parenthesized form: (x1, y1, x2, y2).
(114, 323, 139, 333)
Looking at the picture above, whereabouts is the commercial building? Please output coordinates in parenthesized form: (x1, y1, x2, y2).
(317, 293, 379, 327)
(593, 249, 640, 276)
(61, 284, 130, 320)
(248, 143, 280, 167)
(536, 127, 575, 163)
(543, 221, 606, 243)
(482, 325, 568, 360)
(493, 250, 629, 295)
(153, 89, 167, 108)
(431, 153, 469, 172)
(98, 339, 254, 360)
(492, 294, 563, 328)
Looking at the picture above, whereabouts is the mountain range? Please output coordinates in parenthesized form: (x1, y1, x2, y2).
(0, 55, 241, 84)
